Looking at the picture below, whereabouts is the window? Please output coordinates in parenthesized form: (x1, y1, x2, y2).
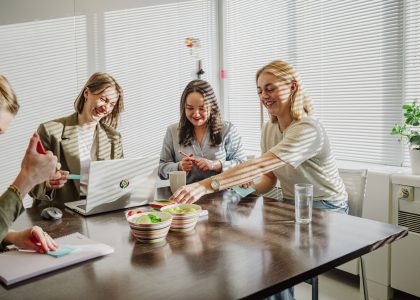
(223, 0, 405, 166)
(0, 0, 217, 198)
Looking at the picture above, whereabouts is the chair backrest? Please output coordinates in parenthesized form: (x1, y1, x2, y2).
(338, 168, 368, 217)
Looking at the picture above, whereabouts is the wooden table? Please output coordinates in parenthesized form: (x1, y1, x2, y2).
(0, 188, 407, 300)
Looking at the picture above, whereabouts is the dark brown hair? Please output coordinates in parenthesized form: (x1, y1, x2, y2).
(178, 80, 223, 146)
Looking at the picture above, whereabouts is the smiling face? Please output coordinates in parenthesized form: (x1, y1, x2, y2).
(81, 86, 119, 123)
(0, 108, 15, 135)
(185, 92, 208, 128)
(257, 71, 296, 118)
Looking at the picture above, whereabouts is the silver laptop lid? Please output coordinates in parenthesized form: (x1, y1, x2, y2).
(84, 156, 159, 215)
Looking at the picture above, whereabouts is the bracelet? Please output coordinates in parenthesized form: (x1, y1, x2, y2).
(209, 160, 215, 170)
(8, 184, 22, 200)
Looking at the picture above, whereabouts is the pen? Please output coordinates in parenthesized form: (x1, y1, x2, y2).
(178, 150, 194, 159)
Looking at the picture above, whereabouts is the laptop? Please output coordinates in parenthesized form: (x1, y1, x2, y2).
(65, 156, 159, 216)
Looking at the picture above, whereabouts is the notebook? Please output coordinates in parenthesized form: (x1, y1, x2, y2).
(0, 232, 113, 286)
(65, 156, 159, 216)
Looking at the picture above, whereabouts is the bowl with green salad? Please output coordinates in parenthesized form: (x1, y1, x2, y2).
(161, 204, 202, 233)
(127, 211, 172, 243)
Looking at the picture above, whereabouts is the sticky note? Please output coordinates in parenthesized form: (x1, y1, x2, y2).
(68, 174, 81, 180)
(47, 245, 78, 258)
(231, 185, 255, 198)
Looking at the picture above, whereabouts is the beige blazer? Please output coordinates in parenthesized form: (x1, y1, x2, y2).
(30, 113, 124, 204)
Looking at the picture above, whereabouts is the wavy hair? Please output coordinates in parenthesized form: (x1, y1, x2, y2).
(178, 80, 223, 146)
(0, 75, 19, 115)
(74, 72, 124, 129)
(256, 60, 313, 122)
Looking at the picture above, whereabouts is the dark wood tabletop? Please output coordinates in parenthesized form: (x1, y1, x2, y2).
(0, 188, 407, 300)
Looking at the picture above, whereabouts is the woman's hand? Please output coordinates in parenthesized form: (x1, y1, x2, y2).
(5, 226, 59, 253)
(46, 170, 69, 190)
(194, 157, 219, 172)
(170, 181, 210, 204)
(178, 156, 194, 172)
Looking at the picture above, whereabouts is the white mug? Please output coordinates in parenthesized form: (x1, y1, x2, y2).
(169, 171, 187, 194)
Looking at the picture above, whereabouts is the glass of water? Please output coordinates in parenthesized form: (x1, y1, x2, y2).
(294, 183, 313, 224)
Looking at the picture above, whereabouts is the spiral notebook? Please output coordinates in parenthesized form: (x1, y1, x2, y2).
(0, 232, 114, 286)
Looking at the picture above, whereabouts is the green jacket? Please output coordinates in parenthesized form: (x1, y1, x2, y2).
(0, 188, 24, 243)
(30, 113, 124, 205)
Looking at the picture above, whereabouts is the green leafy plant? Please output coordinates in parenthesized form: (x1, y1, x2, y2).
(391, 99, 420, 150)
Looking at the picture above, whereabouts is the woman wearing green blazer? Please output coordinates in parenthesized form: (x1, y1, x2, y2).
(30, 72, 124, 205)
(0, 74, 58, 252)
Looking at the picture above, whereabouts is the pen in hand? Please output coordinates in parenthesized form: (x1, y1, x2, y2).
(178, 150, 194, 160)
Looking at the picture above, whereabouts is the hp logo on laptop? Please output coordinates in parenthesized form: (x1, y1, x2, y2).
(119, 179, 130, 189)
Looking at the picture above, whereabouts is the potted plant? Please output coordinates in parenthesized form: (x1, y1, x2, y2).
(391, 99, 420, 174)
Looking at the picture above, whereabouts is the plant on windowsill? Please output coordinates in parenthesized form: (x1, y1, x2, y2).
(391, 99, 420, 174)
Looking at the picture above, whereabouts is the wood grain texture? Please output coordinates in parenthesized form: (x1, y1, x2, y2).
(1, 188, 407, 300)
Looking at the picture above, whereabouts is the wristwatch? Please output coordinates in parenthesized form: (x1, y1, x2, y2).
(210, 176, 221, 192)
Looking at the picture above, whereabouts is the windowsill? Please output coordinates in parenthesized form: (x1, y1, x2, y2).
(336, 159, 410, 175)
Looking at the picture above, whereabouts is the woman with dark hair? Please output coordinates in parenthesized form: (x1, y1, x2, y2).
(159, 79, 246, 184)
(30, 72, 125, 204)
(171, 61, 347, 209)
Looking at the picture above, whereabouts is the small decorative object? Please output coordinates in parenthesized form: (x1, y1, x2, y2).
(185, 38, 204, 79)
(391, 99, 420, 174)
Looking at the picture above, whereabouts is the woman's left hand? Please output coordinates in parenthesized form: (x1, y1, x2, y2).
(5, 226, 59, 253)
(194, 157, 214, 171)
(170, 182, 208, 204)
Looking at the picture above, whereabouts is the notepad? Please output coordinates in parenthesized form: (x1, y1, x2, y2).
(0, 232, 114, 286)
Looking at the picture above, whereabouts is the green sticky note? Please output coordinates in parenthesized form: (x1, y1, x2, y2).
(231, 185, 255, 198)
(47, 245, 78, 258)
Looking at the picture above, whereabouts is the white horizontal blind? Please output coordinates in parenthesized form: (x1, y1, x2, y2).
(224, 0, 404, 165)
(0, 1, 82, 200)
(0, 0, 217, 199)
(402, 0, 420, 166)
(100, 0, 218, 157)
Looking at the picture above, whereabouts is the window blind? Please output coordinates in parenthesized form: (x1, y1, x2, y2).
(402, 0, 420, 166)
(224, 0, 404, 165)
(0, 0, 217, 200)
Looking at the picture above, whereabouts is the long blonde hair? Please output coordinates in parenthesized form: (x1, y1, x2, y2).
(0, 75, 19, 115)
(256, 60, 312, 122)
(74, 72, 124, 129)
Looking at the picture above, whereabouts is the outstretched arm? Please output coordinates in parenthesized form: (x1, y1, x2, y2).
(171, 151, 285, 204)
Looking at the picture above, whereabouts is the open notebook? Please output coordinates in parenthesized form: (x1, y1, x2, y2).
(0, 232, 113, 286)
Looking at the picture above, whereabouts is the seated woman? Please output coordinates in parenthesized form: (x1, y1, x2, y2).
(170, 60, 348, 300)
(159, 79, 246, 184)
(30, 72, 124, 204)
(0, 74, 58, 252)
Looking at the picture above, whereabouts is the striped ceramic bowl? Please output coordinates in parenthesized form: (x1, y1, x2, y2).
(127, 212, 172, 243)
(161, 204, 202, 233)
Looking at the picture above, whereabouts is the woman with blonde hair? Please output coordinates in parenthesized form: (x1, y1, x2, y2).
(0, 74, 59, 252)
(171, 60, 348, 300)
(31, 72, 125, 204)
(159, 79, 246, 184)
(172, 60, 347, 210)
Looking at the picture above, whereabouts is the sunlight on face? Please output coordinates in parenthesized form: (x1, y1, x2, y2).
(185, 92, 208, 128)
(257, 72, 293, 117)
(0, 108, 15, 135)
(83, 86, 119, 122)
